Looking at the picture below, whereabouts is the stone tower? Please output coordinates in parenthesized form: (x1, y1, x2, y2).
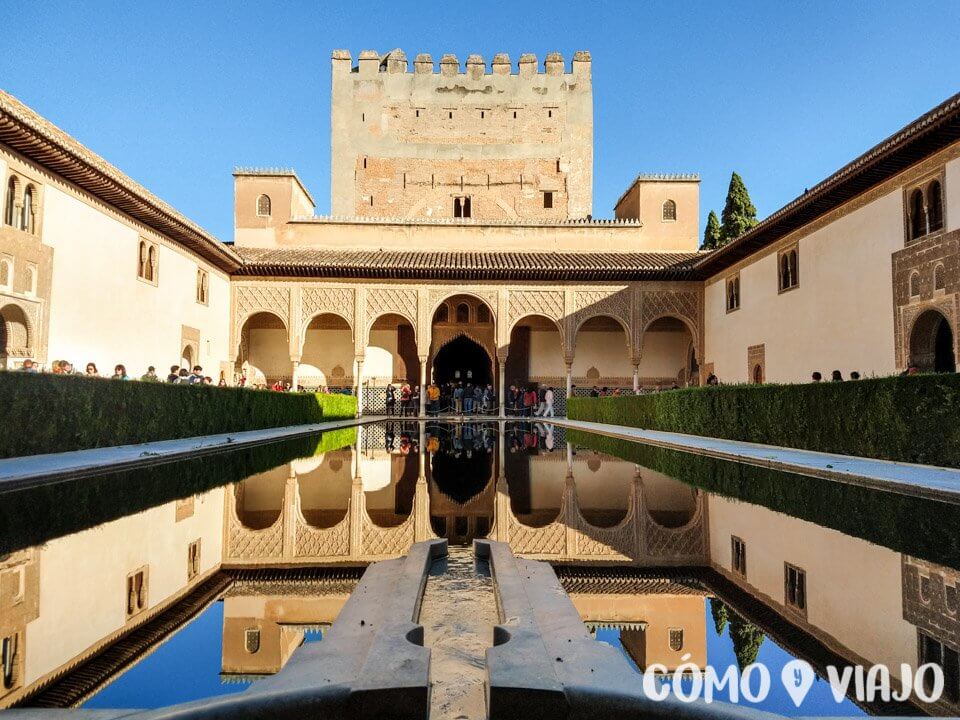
(330, 49, 593, 221)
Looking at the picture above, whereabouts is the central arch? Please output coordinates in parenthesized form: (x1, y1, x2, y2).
(433, 335, 492, 386)
(910, 309, 956, 373)
(428, 293, 496, 389)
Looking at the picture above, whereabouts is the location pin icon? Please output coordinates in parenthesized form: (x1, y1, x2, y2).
(781, 659, 815, 707)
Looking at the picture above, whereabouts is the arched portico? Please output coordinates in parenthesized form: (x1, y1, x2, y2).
(572, 315, 633, 395)
(300, 312, 354, 390)
(910, 309, 956, 373)
(639, 315, 699, 389)
(236, 311, 289, 387)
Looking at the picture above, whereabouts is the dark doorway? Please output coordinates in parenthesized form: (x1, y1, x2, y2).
(433, 335, 492, 386)
(910, 310, 956, 373)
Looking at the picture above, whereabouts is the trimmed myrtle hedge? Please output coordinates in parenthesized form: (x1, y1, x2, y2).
(567, 429, 960, 570)
(0, 427, 357, 555)
(0, 372, 357, 458)
(568, 373, 960, 467)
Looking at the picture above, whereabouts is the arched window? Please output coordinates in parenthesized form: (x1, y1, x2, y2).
(934, 264, 946, 292)
(0, 259, 11, 289)
(3, 177, 16, 227)
(256, 194, 271, 217)
(138, 241, 148, 279)
(25, 266, 36, 297)
(456, 303, 470, 323)
(21, 185, 35, 234)
(726, 275, 740, 312)
(910, 188, 926, 240)
(147, 245, 157, 282)
(909, 271, 921, 298)
(662, 199, 677, 221)
(779, 248, 799, 291)
(477, 304, 490, 323)
(927, 180, 944, 233)
(196, 268, 209, 304)
(433, 303, 449, 323)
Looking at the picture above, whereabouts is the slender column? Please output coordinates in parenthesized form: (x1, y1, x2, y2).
(565, 361, 573, 400)
(291, 360, 300, 390)
(498, 360, 507, 417)
(632, 363, 640, 393)
(355, 356, 364, 417)
(419, 355, 427, 417)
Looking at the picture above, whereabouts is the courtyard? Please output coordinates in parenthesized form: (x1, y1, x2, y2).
(1, 2, 960, 719)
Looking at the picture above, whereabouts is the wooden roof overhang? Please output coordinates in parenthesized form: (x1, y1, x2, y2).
(0, 91, 241, 273)
(692, 91, 960, 279)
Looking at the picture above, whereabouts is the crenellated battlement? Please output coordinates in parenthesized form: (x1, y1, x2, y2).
(331, 49, 591, 78)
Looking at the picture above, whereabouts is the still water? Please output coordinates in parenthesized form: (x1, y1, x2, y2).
(1, 420, 957, 716)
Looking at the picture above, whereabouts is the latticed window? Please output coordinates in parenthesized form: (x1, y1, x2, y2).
(662, 199, 677, 221)
(456, 303, 469, 323)
(126, 568, 148, 617)
(256, 194, 271, 217)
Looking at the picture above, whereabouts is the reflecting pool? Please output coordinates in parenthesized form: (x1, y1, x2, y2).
(0, 420, 956, 716)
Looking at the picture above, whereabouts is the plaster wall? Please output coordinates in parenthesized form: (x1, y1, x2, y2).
(704, 191, 902, 383)
(41, 185, 230, 376)
(707, 494, 914, 672)
(24, 488, 225, 686)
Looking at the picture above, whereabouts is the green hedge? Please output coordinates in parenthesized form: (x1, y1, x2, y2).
(0, 372, 357, 458)
(568, 373, 960, 467)
(1, 427, 357, 555)
(567, 429, 960, 570)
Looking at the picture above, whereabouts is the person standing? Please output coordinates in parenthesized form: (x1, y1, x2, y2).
(410, 383, 421, 416)
(112, 364, 130, 380)
(167, 365, 180, 383)
(140, 366, 159, 382)
(543, 386, 555, 418)
(386, 383, 397, 415)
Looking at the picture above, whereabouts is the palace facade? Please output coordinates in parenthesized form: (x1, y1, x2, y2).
(1, 50, 958, 413)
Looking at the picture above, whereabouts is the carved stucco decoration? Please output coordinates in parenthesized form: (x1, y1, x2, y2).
(365, 287, 419, 340)
(507, 289, 565, 328)
(301, 286, 356, 331)
(571, 288, 633, 355)
(0, 297, 38, 357)
(640, 289, 701, 345)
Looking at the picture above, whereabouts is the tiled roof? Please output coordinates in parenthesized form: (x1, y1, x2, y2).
(0, 89, 241, 272)
(232, 246, 704, 280)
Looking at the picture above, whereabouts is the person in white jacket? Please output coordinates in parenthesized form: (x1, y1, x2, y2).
(543, 387, 555, 417)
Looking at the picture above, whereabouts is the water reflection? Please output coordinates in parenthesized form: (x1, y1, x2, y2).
(2, 420, 958, 716)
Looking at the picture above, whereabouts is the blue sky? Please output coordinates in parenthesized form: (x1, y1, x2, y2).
(3, 1, 959, 243)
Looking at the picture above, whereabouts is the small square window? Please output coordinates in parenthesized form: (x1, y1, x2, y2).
(543, 191, 554, 210)
(126, 567, 149, 618)
(784, 563, 806, 613)
(187, 539, 201, 580)
(454, 196, 472, 218)
(726, 275, 741, 312)
(731, 536, 746, 576)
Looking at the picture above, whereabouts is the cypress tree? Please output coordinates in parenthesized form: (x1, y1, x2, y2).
(710, 597, 729, 636)
(719, 172, 758, 245)
(702, 210, 721, 250)
(729, 611, 765, 670)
